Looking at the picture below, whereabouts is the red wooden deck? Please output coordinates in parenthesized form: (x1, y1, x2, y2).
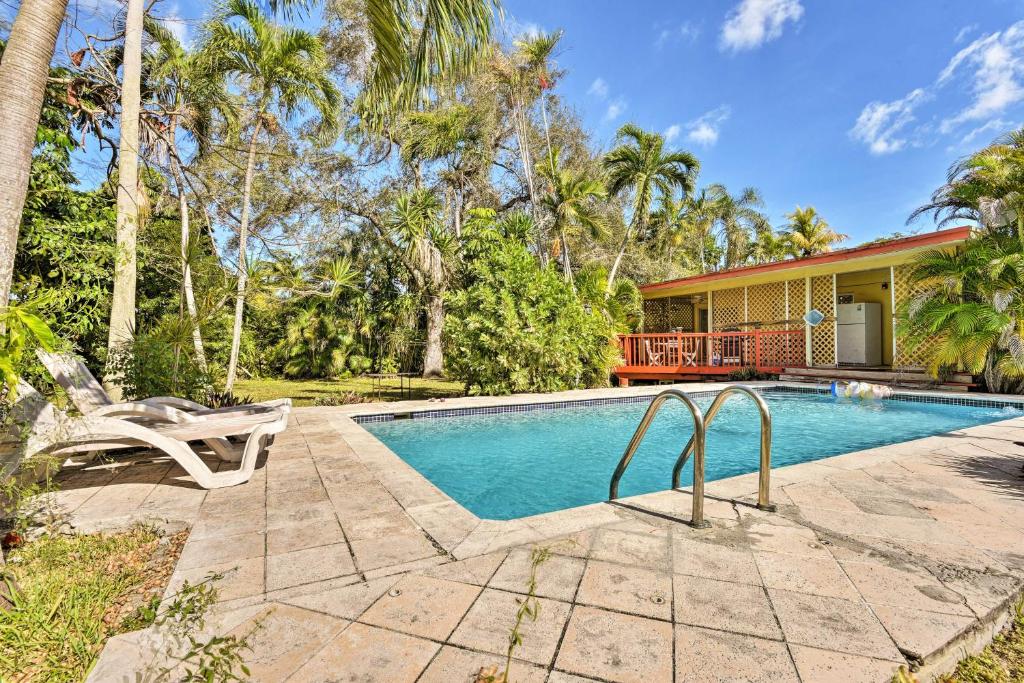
(615, 330, 805, 384)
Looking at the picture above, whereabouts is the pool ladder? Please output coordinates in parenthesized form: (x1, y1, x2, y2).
(608, 385, 775, 528)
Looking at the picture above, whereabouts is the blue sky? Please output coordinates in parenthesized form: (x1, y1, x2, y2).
(498, 0, 1024, 245)
(10, 0, 1024, 244)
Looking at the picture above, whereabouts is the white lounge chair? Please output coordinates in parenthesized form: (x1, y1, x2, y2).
(37, 350, 291, 419)
(3, 381, 285, 489)
(36, 350, 292, 461)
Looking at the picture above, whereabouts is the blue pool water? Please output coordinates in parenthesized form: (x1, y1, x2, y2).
(364, 392, 1020, 520)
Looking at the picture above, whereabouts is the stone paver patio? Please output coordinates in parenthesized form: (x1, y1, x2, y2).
(36, 382, 1024, 682)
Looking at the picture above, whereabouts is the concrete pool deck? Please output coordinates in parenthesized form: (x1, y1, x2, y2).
(38, 381, 1024, 682)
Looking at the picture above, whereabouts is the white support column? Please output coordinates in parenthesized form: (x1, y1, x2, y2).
(890, 266, 897, 366)
(832, 273, 838, 366)
(784, 281, 790, 330)
(707, 289, 714, 366)
(743, 286, 749, 324)
(804, 277, 812, 366)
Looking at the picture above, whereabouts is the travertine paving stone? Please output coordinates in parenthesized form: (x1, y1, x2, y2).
(488, 547, 586, 601)
(360, 574, 481, 640)
(555, 605, 674, 683)
(673, 574, 782, 640)
(448, 589, 571, 665)
(675, 625, 800, 683)
(576, 560, 672, 620)
(58, 386, 1024, 683)
(288, 622, 439, 682)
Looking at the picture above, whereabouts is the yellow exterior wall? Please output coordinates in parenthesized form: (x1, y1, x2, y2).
(836, 268, 893, 365)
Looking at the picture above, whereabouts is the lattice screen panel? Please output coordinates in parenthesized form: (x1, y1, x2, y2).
(892, 264, 933, 369)
(643, 298, 695, 332)
(786, 279, 807, 330)
(712, 287, 744, 330)
(748, 282, 787, 330)
(810, 275, 836, 365)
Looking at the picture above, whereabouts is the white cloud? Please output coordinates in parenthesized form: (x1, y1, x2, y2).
(664, 124, 681, 142)
(588, 78, 609, 99)
(685, 106, 731, 146)
(603, 97, 627, 122)
(656, 21, 700, 49)
(849, 88, 927, 155)
(720, 0, 803, 52)
(955, 24, 978, 44)
(938, 21, 1024, 132)
(158, 3, 190, 46)
(850, 19, 1024, 154)
(960, 118, 1018, 145)
(505, 17, 544, 40)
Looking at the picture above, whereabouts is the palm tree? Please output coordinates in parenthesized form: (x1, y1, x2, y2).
(360, 0, 499, 116)
(399, 103, 490, 237)
(899, 233, 1024, 391)
(537, 149, 606, 283)
(493, 30, 563, 257)
(0, 0, 69, 313)
(714, 185, 768, 270)
(104, 0, 146, 396)
(749, 224, 788, 264)
(677, 186, 723, 274)
(205, 0, 341, 391)
(909, 127, 1024, 239)
(144, 21, 236, 373)
(782, 206, 846, 257)
(383, 189, 454, 377)
(602, 123, 699, 290)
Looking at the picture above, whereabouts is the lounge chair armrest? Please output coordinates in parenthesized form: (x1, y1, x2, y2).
(142, 396, 209, 411)
(91, 402, 196, 424)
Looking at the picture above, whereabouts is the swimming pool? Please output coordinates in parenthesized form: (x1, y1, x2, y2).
(362, 389, 1022, 520)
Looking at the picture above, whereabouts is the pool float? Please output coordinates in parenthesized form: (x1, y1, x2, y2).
(830, 380, 893, 400)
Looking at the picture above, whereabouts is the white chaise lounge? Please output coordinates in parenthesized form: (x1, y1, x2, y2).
(3, 381, 285, 489)
(37, 350, 292, 419)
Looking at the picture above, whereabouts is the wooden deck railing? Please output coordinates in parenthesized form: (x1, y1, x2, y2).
(616, 329, 805, 375)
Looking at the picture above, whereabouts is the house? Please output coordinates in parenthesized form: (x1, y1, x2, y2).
(615, 225, 972, 386)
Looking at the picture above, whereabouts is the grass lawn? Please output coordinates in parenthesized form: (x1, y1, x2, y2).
(235, 375, 464, 406)
(933, 599, 1024, 682)
(0, 526, 184, 682)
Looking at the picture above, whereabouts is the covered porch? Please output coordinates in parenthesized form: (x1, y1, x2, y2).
(614, 227, 974, 385)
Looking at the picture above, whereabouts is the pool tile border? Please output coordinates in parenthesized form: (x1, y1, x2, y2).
(351, 383, 1024, 424)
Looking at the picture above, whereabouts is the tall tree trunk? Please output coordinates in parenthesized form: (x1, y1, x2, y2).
(104, 0, 145, 397)
(173, 158, 208, 373)
(606, 225, 633, 292)
(560, 227, 574, 285)
(423, 293, 444, 378)
(0, 0, 68, 312)
(225, 118, 263, 392)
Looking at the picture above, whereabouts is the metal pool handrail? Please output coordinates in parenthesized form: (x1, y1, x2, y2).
(672, 385, 776, 512)
(608, 389, 710, 528)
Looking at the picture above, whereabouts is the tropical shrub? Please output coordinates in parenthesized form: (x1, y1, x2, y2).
(898, 232, 1024, 393)
(105, 325, 210, 402)
(445, 233, 619, 395)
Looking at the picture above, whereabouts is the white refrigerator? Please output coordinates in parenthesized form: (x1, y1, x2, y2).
(837, 302, 882, 365)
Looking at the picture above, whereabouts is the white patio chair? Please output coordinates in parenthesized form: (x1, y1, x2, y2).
(643, 340, 665, 366)
(3, 381, 284, 489)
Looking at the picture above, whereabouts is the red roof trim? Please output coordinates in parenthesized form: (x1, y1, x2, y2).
(640, 226, 973, 293)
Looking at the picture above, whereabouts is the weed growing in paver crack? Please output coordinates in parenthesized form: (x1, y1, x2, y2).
(141, 572, 262, 682)
(476, 546, 553, 683)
